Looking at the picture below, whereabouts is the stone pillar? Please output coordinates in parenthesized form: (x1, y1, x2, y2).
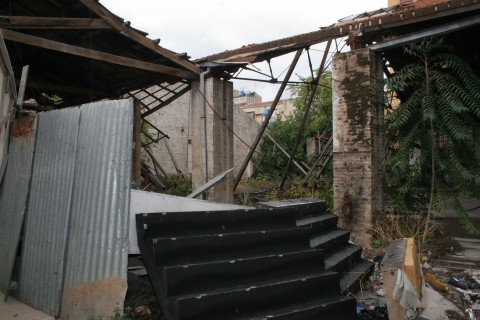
(191, 77, 234, 203)
(332, 48, 384, 248)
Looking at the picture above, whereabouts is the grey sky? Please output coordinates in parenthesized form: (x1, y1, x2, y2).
(100, 0, 387, 100)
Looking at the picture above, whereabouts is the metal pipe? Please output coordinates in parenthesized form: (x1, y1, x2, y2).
(200, 68, 211, 186)
(234, 49, 303, 189)
(279, 40, 332, 189)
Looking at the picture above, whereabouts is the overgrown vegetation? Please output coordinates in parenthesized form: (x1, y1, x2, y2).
(258, 71, 332, 177)
(158, 174, 192, 196)
(246, 71, 333, 204)
(370, 209, 439, 250)
(385, 37, 480, 239)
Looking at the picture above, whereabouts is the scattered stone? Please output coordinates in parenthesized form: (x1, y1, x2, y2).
(432, 267, 449, 273)
(375, 288, 385, 297)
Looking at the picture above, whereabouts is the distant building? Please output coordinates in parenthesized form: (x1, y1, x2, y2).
(239, 99, 295, 124)
(233, 90, 262, 106)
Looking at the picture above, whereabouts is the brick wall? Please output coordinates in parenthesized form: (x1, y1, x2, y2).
(332, 48, 384, 248)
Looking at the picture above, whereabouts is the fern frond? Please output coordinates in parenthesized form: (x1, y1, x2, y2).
(451, 196, 480, 235)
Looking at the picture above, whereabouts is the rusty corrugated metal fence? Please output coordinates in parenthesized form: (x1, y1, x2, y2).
(61, 100, 132, 319)
(0, 117, 36, 298)
(0, 99, 132, 319)
(19, 109, 80, 315)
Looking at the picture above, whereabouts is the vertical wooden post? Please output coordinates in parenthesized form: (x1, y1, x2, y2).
(131, 98, 142, 187)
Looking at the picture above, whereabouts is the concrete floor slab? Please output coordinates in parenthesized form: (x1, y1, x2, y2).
(0, 293, 54, 320)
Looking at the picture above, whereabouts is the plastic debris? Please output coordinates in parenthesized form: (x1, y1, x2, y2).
(376, 288, 385, 297)
(357, 306, 389, 319)
(449, 276, 480, 290)
(466, 308, 476, 320)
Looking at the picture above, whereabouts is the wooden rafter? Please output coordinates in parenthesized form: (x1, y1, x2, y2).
(0, 29, 198, 80)
(0, 16, 111, 29)
(79, 0, 202, 75)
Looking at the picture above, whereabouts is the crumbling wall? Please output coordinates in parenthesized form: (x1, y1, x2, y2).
(332, 48, 384, 248)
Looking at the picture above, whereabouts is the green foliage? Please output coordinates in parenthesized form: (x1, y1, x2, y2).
(254, 71, 333, 179)
(159, 174, 192, 196)
(386, 37, 480, 236)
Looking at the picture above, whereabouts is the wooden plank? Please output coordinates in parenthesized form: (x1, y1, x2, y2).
(0, 30, 17, 102)
(16, 65, 29, 110)
(0, 16, 111, 29)
(0, 29, 198, 80)
(79, 0, 202, 75)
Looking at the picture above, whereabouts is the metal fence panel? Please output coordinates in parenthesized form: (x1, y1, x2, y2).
(19, 108, 80, 316)
(61, 100, 133, 319)
(0, 117, 36, 297)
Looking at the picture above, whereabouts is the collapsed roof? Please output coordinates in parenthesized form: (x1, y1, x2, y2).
(197, 0, 480, 79)
(1, 0, 478, 110)
(0, 0, 201, 107)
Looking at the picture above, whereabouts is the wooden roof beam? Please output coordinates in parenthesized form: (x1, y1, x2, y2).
(79, 0, 202, 75)
(0, 16, 111, 29)
(0, 29, 198, 80)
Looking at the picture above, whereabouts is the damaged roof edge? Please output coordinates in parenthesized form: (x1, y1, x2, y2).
(198, 0, 479, 64)
(81, 0, 202, 74)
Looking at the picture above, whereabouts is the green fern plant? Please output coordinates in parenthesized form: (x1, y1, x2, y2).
(386, 37, 480, 240)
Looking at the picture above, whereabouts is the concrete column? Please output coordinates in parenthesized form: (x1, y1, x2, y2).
(332, 48, 384, 248)
(191, 77, 234, 203)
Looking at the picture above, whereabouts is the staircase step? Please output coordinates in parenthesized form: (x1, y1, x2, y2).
(149, 228, 312, 267)
(244, 296, 357, 320)
(310, 229, 350, 252)
(138, 208, 297, 238)
(324, 244, 362, 272)
(162, 249, 325, 296)
(340, 259, 375, 294)
(257, 198, 327, 217)
(296, 213, 338, 233)
(169, 272, 341, 320)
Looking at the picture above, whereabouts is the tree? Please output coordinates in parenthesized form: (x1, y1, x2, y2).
(386, 37, 480, 239)
(254, 70, 333, 179)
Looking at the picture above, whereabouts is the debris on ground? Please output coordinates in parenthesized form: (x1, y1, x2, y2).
(425, 273, 449, 292)
(357, 241, 480, 320)
(449, 276, 480, 290)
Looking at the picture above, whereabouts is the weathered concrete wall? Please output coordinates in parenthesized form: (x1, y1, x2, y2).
(144, 93, 191, 176)
(332, 48, 384, 248)
(145, 83, 263, 200)
(233, 106, 262, 180)
(191, 78, 234, 203)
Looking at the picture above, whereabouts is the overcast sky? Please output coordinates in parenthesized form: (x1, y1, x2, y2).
(100, 0, 387, 100)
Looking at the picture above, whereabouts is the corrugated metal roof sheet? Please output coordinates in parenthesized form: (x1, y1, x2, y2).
(19, 108, 80, 316)
(0, 116, 36, 297)
(337, 8, 391, 22)
(61, 99, 133, 319)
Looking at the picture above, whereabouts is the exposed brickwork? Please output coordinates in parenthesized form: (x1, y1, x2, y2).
(332, 48, 384, 249)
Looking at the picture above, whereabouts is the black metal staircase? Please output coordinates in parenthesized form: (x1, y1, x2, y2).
(136, 199, 373, 320)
